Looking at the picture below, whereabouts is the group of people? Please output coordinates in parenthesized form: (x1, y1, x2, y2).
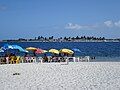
(42, 54, 66, 62)
(0, 53, 18, 64)
(0, 51, 78, 64)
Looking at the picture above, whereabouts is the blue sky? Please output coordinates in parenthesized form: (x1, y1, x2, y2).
(0, 0, 120, 39)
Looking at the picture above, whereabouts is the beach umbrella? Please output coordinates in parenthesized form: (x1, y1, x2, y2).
(1, 44, 28, 57)
(11, 45, 28, 53)
(26, 47, 37, 56)
(35, 48, 47, 54)
(0, 48, 4, 52)
(60, 48, 74, 54)
(26, 47, 37, 51)
(49, 49, 59, 54)
(72, 48, 81, 52)
(1, 44, 14, 50)
(1, 44, 14, 56)
(0, 48, 4, 56)
(1, 44, 28, 52)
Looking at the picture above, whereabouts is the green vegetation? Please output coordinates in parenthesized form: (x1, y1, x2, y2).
(2, 36, 120, 42)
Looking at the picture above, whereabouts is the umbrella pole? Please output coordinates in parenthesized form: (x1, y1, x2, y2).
(66, 58, 69, 65)
(6, 50, 9, 57)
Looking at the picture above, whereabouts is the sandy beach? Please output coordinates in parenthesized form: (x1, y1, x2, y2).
(0, 62, 120, 90)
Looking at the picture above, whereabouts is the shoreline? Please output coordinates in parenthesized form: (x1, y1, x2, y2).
(1, 40, 120, 43)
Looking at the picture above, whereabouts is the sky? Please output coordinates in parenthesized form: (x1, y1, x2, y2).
(0, 0, 120, 39)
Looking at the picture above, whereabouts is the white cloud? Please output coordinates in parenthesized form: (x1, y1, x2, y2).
(65, 23, 83, 30)
(114, 21, 120, 27)
(104, 21, 113, 27)
(65, 20, 120, 30)
(65, 23, 98, 30)
(104, 20, 120, 28)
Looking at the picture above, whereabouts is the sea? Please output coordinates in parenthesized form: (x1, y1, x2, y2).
(0, 42, 120, 62)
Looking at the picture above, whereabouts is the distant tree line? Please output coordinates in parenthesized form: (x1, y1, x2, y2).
(2, 36, 120, 42)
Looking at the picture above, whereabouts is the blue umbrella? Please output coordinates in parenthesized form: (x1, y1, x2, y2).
(72, 48, 81, 52)
(1, 44, 28, 53)
(1, 44, 13, 50)
(0, 48, 4, 52)
(11, 45, 28, 53)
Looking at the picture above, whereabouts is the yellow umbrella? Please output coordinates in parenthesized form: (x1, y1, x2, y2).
(26, 47, 37, 51)
(49, 49, 59, 54)
(60, 48, 74, 54)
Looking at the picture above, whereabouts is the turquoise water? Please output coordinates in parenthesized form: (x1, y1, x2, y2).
(0, 42, 120, 61)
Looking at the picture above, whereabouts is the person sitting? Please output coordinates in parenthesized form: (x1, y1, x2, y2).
(9, 53, 17, 64)
(43, 54, 48, 62)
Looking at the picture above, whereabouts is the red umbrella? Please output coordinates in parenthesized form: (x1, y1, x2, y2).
(35, 48, 47, 54)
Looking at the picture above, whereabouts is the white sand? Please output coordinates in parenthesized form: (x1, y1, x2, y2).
(0, 62, 120, 90)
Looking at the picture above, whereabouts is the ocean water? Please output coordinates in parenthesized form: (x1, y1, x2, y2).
(0, 42, 120, 61)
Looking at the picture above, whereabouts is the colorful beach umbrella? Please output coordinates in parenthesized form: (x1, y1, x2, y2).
(11, 45, 28, 52)
(60, 48, 74, 54)
(1, 44, 14, 50)
(49, 49, 59, 54)
(1, 44, 28, 52)
(35, 48, 47, 54)
(26, 47, 37, 51)
(0, 48, 4, 52)
(72, 48, 81, 52)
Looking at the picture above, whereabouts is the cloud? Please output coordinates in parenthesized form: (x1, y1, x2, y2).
(65, 20, 120, 30)
(0, 5, 7, 11)
(65, 23, 98, 30)
(104, 21, 114, 27)
(104, 20, 120, 28)
(114, 21, 120, 27)
(65, 23, 82, 30)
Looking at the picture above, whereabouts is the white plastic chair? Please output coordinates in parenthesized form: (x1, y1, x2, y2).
(31, 57, 37, 63)
(82, 56, 90, 62)
(37, 57, 43, 63)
